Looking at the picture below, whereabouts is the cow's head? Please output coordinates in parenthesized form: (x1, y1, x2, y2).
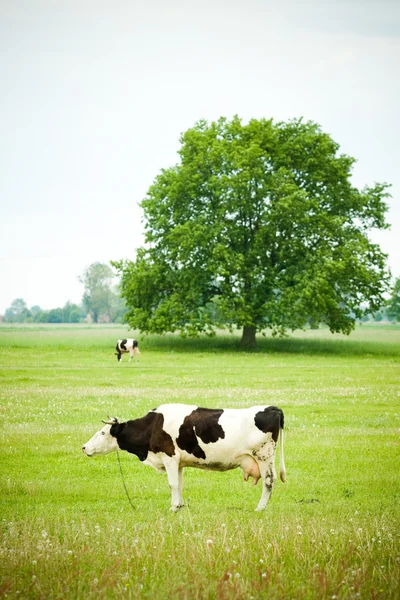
(115, 351, 122, 362)
(82, 417, 120, 456)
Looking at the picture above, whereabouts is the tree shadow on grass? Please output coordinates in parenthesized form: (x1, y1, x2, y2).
(141, 332, 400, 358)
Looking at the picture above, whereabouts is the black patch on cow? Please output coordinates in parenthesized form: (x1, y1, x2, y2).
(110, 412, 175, 461)
(254, 406, 284, 443)
(132, 339, 138, 348)
(176, 408, 225, 459)
(120, 339, 128, 351)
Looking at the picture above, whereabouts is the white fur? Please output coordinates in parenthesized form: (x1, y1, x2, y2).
(82, 424, 119, 456)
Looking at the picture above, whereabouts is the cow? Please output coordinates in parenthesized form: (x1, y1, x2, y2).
(82, 403, 286, 512)
(115, 338, 140, 362)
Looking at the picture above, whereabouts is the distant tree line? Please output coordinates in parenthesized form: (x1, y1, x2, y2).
(3, 299, 84, 323)
(386, 276, 400, 322)
(2, 262, 127, 324)
(79, 262, 127, 323)
(3, 274, 399, 326)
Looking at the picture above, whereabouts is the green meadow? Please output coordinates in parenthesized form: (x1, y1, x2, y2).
(1, 324, 399, 599)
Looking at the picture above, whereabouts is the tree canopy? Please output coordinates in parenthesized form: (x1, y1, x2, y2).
(114, 116, 391, 346)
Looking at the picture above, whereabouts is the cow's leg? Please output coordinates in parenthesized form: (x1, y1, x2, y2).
(253, 439, 277, 511)
(178, 466, 184, 506)
(255, 459, 277, 511)
(163, 457, 184, 512)
(129, 349, 133, 361)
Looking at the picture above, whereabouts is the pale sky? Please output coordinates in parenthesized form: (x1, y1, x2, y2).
(1, 0, 399, 314)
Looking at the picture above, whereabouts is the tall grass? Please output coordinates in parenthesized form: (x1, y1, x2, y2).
(1, 324, 399, 598)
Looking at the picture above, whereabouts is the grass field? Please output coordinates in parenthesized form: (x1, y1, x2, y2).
(1, 324, 399, 599)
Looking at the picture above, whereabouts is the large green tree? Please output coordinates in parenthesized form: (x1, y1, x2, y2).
(114, 116, 391, 346)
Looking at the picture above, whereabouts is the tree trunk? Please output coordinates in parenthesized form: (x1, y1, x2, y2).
(240, 325, 257, 348)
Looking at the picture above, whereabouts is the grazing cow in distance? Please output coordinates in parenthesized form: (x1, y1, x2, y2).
(115, 339, 140, 362)
(82, 403, 286, 512)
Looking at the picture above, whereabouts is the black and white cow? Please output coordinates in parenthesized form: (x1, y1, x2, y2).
(82, 403, 286, 511)
(115, 339, 140, 362)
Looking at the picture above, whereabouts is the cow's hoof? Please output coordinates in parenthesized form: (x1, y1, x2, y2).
(170, 504, 184, 512)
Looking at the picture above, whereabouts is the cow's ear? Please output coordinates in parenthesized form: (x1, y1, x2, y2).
(110, 422, 124, 437)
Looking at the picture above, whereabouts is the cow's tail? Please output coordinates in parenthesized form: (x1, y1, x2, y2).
(279, 410, 286, 483)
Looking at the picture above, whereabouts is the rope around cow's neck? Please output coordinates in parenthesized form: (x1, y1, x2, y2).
(116, 451, 136, 511)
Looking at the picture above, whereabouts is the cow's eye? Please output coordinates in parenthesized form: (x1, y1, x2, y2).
(101, 431, 105, 435)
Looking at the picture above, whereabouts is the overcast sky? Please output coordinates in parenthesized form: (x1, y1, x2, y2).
(1, 0, 399, 314)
